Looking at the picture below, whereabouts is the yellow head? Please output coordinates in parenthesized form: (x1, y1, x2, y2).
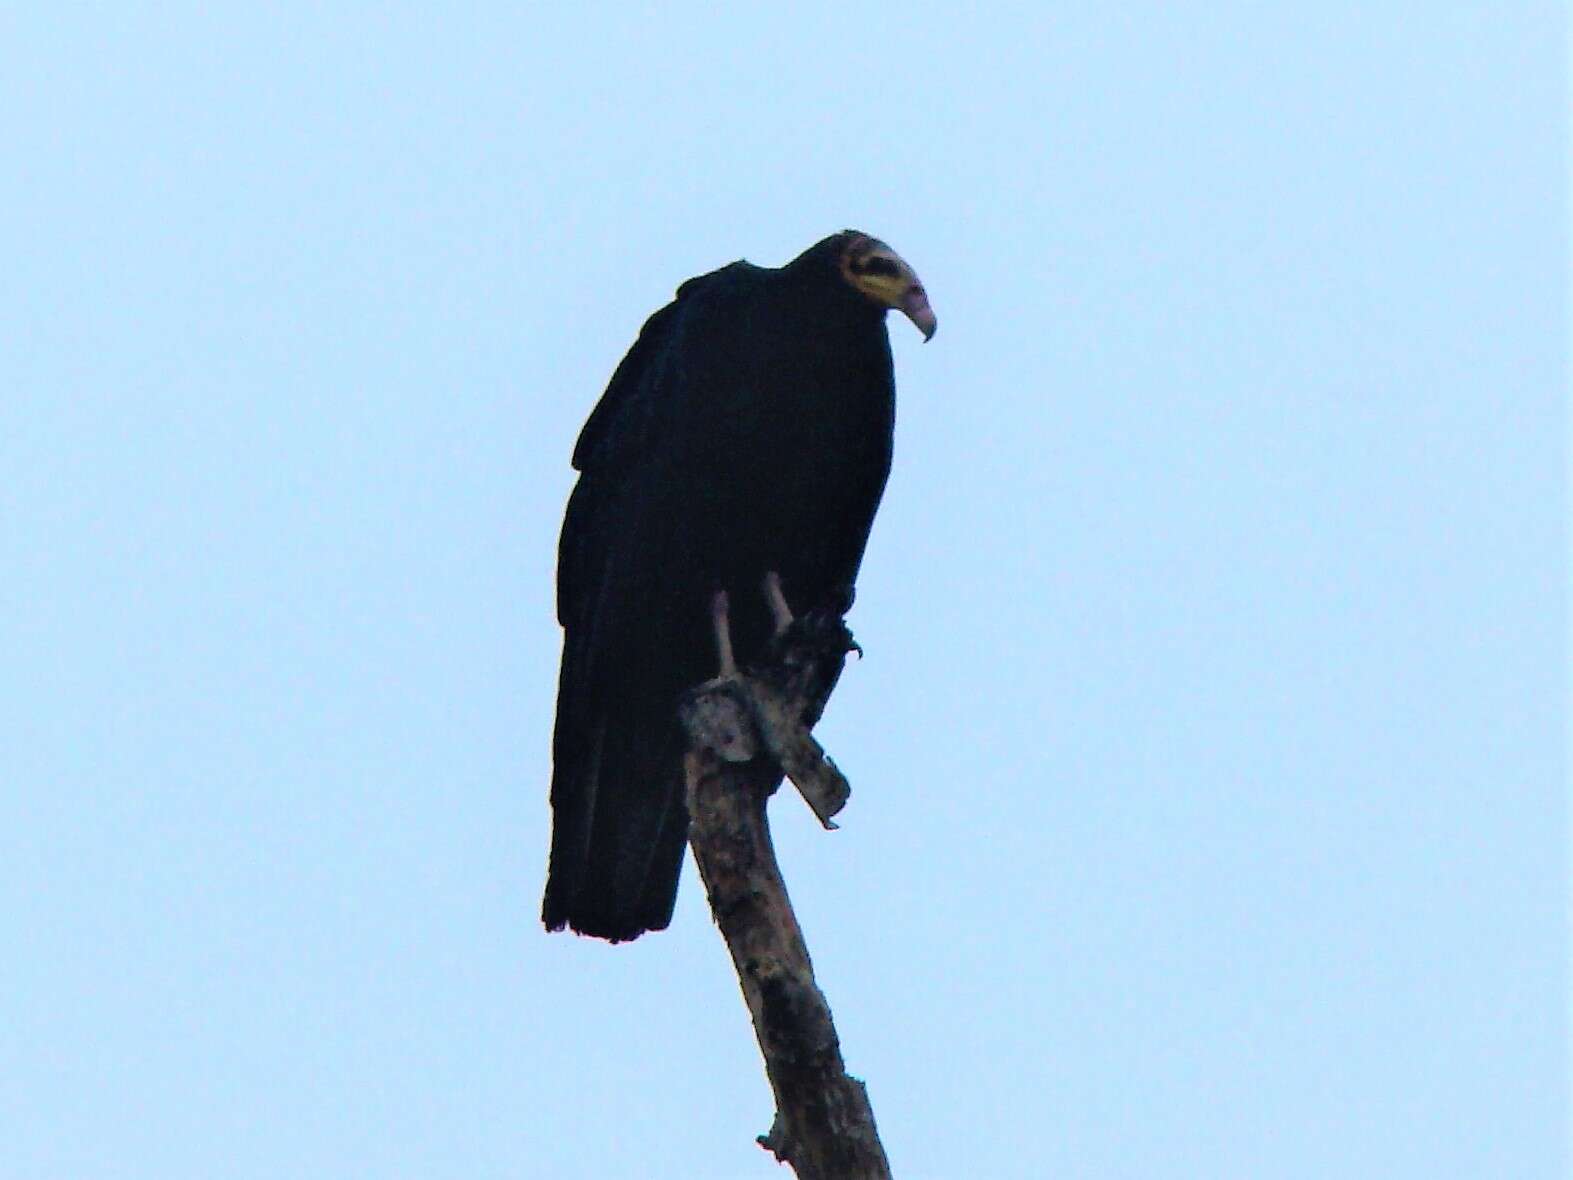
(838, 233, 937, 341)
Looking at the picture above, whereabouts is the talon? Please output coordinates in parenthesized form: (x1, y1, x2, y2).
(777, 608, 858, 662)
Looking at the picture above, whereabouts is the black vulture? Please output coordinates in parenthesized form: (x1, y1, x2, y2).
(543, 230, 936, 941)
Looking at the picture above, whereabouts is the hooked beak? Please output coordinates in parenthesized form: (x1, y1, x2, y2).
(901, 283, 937, 341)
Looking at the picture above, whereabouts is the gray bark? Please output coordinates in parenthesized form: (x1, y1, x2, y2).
(679, 627, 892, 1180)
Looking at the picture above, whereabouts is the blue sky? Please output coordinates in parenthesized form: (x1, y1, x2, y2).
(3, 6, 1566, 1177)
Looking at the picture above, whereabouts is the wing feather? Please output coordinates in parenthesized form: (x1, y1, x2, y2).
(544, 267, 737, 939)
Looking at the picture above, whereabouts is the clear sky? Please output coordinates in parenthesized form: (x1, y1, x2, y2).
(3, 6, 1566, 1178)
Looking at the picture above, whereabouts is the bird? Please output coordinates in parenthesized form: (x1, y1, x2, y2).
(543, 230, 936, 941)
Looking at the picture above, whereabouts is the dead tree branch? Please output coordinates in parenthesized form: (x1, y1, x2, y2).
(679, 620, 892, 1180)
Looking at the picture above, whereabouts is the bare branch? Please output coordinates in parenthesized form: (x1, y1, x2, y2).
(679, 625, 892, 1180)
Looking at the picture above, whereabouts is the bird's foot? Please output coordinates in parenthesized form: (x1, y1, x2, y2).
(771, 608, 859, 666)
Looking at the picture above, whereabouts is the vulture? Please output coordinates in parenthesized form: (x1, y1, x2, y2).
(543, 230, 936, 941)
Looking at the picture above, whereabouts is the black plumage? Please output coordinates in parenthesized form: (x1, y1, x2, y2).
(543, 230, 935, 941)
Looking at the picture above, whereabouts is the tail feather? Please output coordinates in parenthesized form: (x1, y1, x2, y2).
(543, 668, 690, 942)
(544, 521, 708, 942)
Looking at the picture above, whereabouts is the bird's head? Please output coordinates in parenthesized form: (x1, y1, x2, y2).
(836, 232, 937, 341)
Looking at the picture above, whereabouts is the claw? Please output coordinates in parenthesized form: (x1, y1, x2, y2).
(775, 608, 858, 662)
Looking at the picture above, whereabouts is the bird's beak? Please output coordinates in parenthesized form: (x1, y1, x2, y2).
(901, 282, 937, 342)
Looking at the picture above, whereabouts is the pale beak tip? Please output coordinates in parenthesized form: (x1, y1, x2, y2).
(902, 288, 937, 342)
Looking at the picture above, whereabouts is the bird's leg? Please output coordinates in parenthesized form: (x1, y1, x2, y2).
(684, 589, 754, 764)
(763, 571, 794, 637)
(710, 589, 738, 679)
